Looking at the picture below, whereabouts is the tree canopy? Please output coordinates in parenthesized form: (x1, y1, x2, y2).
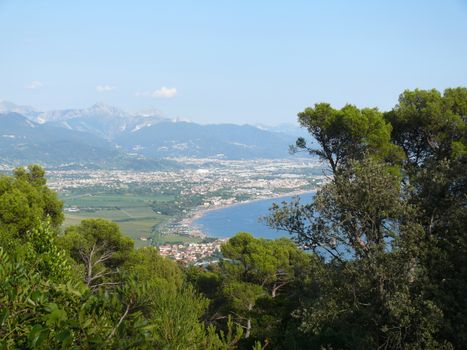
(265, 87, 467, 349)
(0, 165, 63, 242)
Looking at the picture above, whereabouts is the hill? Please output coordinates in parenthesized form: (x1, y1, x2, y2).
(0, 102, 303, 165)
(116, 121, 296, 159)
(0, 112, 120, 166)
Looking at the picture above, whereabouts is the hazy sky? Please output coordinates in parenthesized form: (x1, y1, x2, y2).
(0, 0, 466, 124)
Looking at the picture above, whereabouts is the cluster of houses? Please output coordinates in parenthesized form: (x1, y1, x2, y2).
(157, 239, 227, 263)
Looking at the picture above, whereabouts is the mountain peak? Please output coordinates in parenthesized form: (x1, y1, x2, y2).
(87, 102, 125, 116)
(0, 100, 39, 117)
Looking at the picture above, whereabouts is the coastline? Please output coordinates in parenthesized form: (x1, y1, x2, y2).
(180, 188, 317, 237)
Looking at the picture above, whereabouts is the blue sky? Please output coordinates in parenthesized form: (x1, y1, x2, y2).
(0, 0, 466, 124)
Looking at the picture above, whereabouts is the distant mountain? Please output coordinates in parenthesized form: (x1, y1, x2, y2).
(0, 112, 177, 170)
(116, 121, 296, 159)
(255, 123, 307, 138)
(0, 102, 306, 164)
(256, 123, 319, 149)
(34, 103, 168, 139)
(0, 100, 40, 119)
(0, 112, 120, 166)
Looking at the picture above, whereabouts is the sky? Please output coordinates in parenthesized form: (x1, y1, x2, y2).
(0, 0, 466, 125)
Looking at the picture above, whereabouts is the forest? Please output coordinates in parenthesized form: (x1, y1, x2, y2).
(0, 87, 466, 349)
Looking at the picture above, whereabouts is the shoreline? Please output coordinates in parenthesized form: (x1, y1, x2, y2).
(179, 188, 317, 237)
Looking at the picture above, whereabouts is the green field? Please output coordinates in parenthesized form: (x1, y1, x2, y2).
(60, 192, 175, 247)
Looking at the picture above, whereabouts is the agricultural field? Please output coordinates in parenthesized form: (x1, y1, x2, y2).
(59, 191, 188, 247)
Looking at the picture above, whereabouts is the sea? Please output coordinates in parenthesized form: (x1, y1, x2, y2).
(193, 192, 315, 239)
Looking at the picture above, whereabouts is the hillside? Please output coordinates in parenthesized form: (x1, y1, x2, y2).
(0, 102, 303, 164)
(0, 112, 120, 166)
(116, 121, 296, 159)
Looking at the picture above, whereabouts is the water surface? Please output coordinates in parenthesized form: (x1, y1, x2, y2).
(194, 192, 315, 239)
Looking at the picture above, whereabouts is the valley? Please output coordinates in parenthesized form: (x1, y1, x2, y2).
(46, 158, 324, 248)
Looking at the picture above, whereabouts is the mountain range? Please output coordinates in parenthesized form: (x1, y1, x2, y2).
(33, 103, 166, 139)
(0, 112, 119, 166)
(0, 101, 306, 168)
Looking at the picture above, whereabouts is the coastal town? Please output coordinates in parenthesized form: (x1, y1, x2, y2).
(45, 158, 324, 195)
(39, 157, 325, 262)
(157, 239, 227, 264)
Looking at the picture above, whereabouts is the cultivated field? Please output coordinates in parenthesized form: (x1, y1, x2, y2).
(60, 191, 181, 247)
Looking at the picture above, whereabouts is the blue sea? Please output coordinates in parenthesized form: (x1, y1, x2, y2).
(193, 192, 315, 239)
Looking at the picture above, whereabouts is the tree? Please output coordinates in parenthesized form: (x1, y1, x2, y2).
(266, 89, 467, 348)
(124, 246, 184, 290)
(120, 246, 244, 349)
(385, 87, 467, 347)
(0, 165, 63, 242)
(267, 158, 447, 349)
(0, 223, 112, 349)
(385, 88, 466, 168)
(202, 232, 317, 347)
(222, 281, 265, 339)
(14, 165, 64, 228)
(221, 232, 311, 298)
(59, 219, 133, 291)
(294, 103, 402, 174)
(268, 158, 404, 261)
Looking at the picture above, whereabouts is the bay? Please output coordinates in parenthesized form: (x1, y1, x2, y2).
(193, 192, 315, 239)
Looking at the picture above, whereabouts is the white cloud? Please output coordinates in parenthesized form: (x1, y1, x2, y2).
(136, 86, 177, 99)
(96, 85, 116, 92)
(152, 86, 177, 98)
(26, 81, 43, 89)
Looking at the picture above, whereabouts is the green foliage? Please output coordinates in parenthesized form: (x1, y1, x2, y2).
(223, 281, 265, 314)
(264, 87, 466, 349)
(204, 316, 244, 350)
(0, 247, 75, 349)
(268, 158, 405, 260)
(295, 103, 403, 173)
(148, 284, 209, 349)
(267, 158, 449, 348)
(381, 88, 467, 348)
(62, 219, 134, 267)
(189, 232, 320, 348)
(24, 221, 74, 282)
(0, 165, 63, 241)
(386, 88, 466, 166)
(125, 246, 184, 289)
(221, 232, 312, 297)
(59, 219, 134, 290)
(0, 229, 103, 349)
(185, 265, 222, 300)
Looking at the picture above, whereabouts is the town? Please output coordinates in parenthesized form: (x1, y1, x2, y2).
(157, 239, 227, 264)
(37, 157, 326, 262)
